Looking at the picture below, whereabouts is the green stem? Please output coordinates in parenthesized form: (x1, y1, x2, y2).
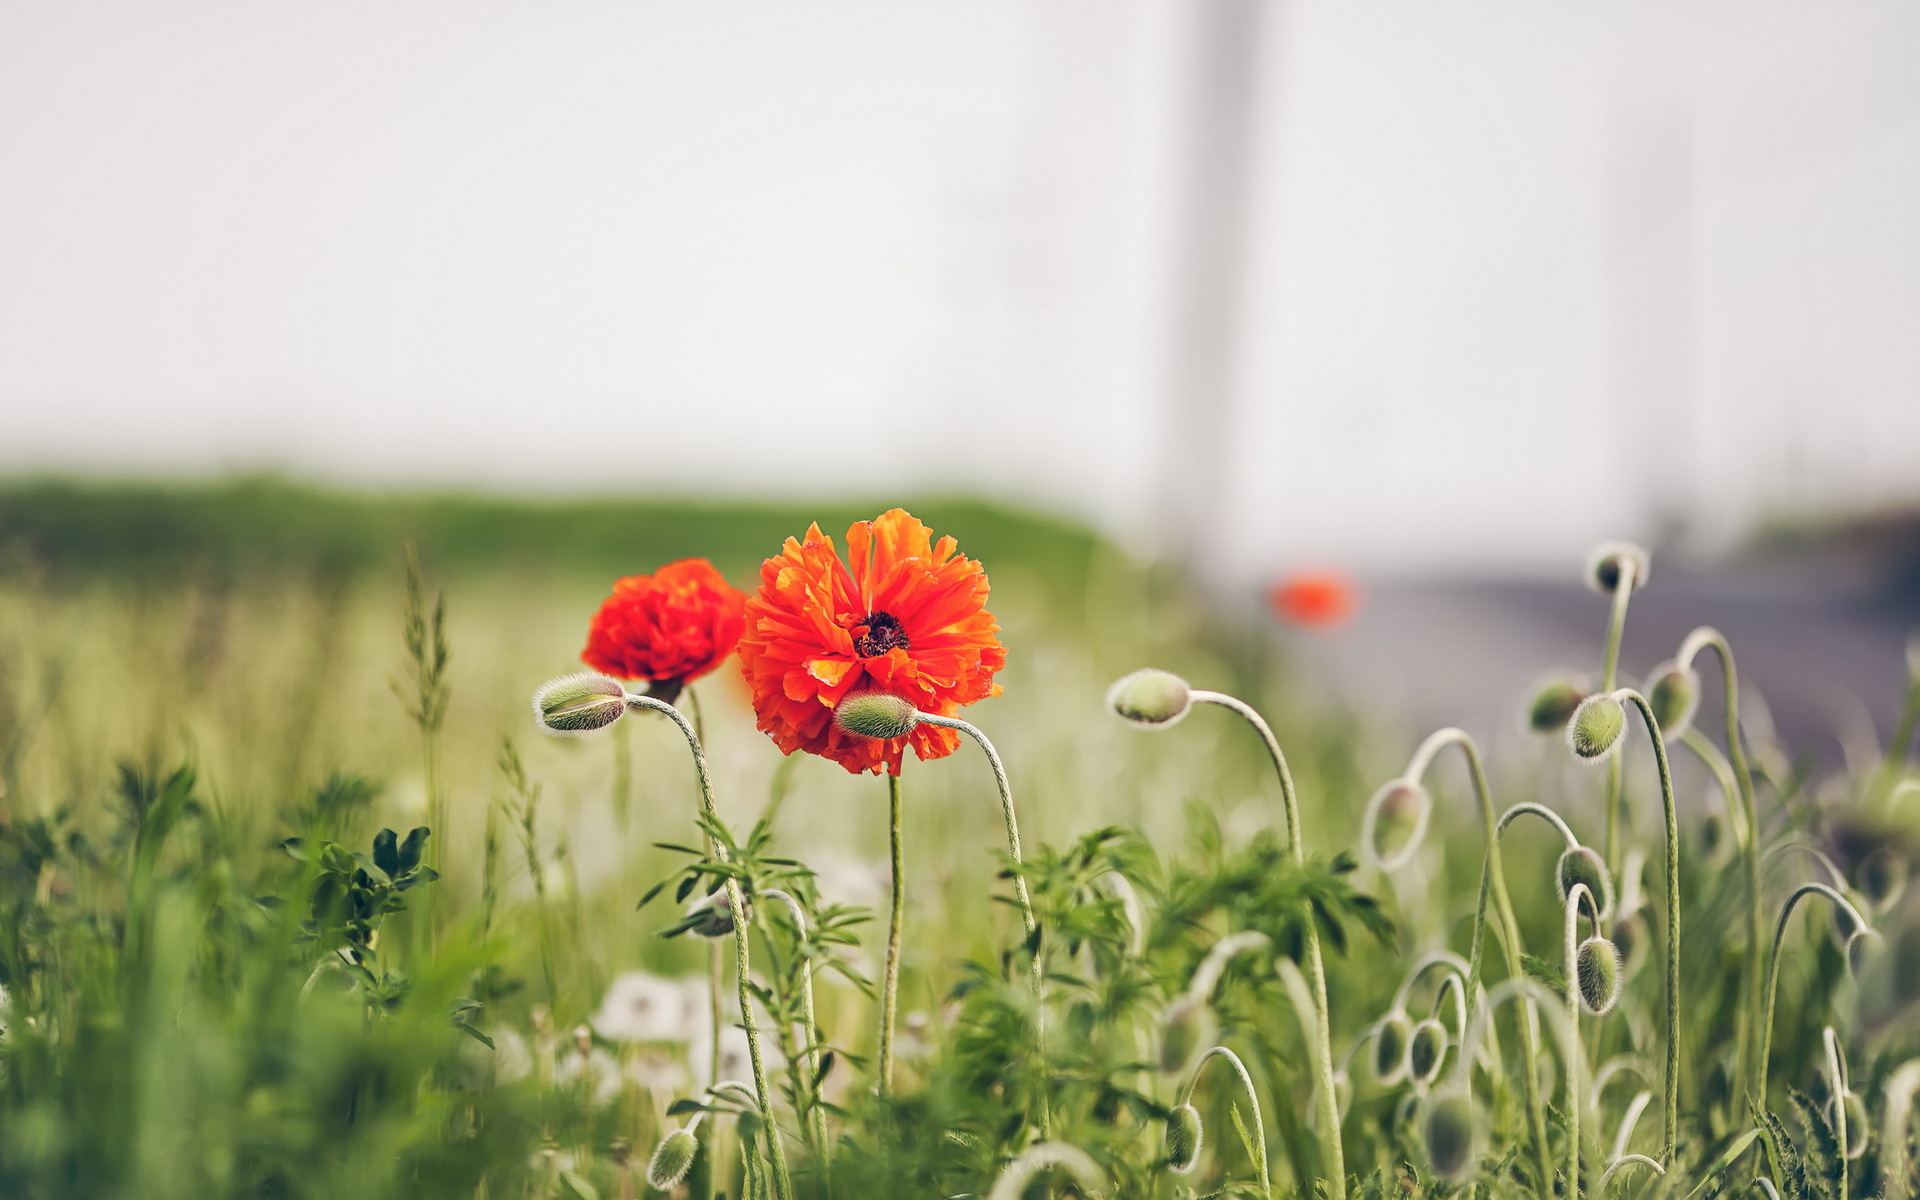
(1823, 1028, 1850, 1200)
(1617, 689, 1682, 1165)
(1408, 728, 1554, 1200)
(1678, 629, 1765, 1101)
(763, 888, 832, 1173)
(1565, 884, 1597, 1200)
(879, 771, 904, 1097)
(1756, 883, 1864, 1104)
(1183, 1046, 1273, 1199)
(628, 694, 794, 1200)
(1192, 690, 1344, 1198)
(1600, 560, 1636, 877)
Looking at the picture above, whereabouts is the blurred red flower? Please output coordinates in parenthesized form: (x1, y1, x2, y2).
(1269, 571, 1359, 629)
(581, 558, 747, 702)
(737, 508, 1006, 776)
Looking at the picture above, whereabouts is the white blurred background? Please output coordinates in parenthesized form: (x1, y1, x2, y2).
(4, 1, 1920, 581)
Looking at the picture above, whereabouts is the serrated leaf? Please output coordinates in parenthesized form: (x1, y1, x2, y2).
(1522, 953, 1566, 992)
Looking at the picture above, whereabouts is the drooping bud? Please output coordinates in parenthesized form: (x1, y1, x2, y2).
(1575, 936, 1623, 1015)
(1157, 995, 1215, 1076)
(1586, 542, 1650, 594)
(1407, 1018, 1448, 1087)
(1846, 927, 1883, 979)
(1557, 846, 1614, 920)
(1568, 693, 1627, 763)
(1611, 914, 1645, 978)
(1646, 661, 1701, 741)
(686, 887, 749, 939)
(646, 1128, 699, 1190)
(833, 691, 921, 740)
(1422, 1090, 1476, 1181)
(1107, 669, 1193, 728)
(1527, 678, 1587, 734)
(1362, 779, 1432, 871)
(1165, 1103, 1203, 1174)
(1837, 1091, 1869, 1159)
(1859, 847, 1909, 913)
(1372, 1011, 1412, 1085)
(533, 672, 629, 735)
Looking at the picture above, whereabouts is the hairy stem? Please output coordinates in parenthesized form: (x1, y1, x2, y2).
(1757, 883, 1864, 1103)
(880, 771, 904, 1098)
(1617, 689, 1682, 1165)
(1184, 1046, 1273, 1199)
(1600, 559, 1636, 876)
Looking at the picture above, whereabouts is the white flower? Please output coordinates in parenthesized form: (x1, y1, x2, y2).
(592, 971, 696, 1043)
(691, 1023, 783, 1095)
(555, 1044, 623, 1105)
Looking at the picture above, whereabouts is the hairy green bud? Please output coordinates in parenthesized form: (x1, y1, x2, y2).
(1557, 845, 1614, 920)
(1157, 996, 1214, 1076)
(1568, 693, 1627, 763)
(533, 672, 629, 735)
(646, 1128, 699, 1190)
(1422, 1090, 1476, 1180)
(1586, 542, 1650, 594)
(1363, 779, 1432, 871)
(1107, 668, 1194, 728)
(1527, 678, 1586, 734)
(1575, 936, 1623, 1015)
(1372, 1011, 1412, 1085)
(1165, 1103, 1203, 1174)
(1407, 1018, 1448, 1087)
(833, 691, 921, 740)
(1647, 661, 1700, 740)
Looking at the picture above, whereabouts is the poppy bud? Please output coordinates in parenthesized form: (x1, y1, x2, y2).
(1611, 914, 1645, 978)
(1362, 779, 1432, 871)
(1847, 928, 1883, 979)
(1165, 1103, 1203, 1174)
(646, 1128, 699, 1189)
(1647, 661, 1700, 740)
(1586, 542, 1650, 594)
(687, 888, 749, 939)
(1575, 936, 1623, 1015)
(1527, 679, 1586, 734)
(1372, 1011, 1412, 1085)
(1568, 693, 1627, 763)
(833, 691, 921, 740)
(1557, 846, 1614, 920)
(533, 672, 629, 735)
(1408, 1018, 1448, 1086)
(1860, 847, 1908, 913)
(1157, 996, 1214, 1075)
(1837, 1091, 1868, 1159)
(1107, 669, 1193, 728)
(1422, 1090, 1476, 1180)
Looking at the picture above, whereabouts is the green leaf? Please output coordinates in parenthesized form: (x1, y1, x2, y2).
(558, 1170, 600, 1200)
(372, 828, 399, 876)
(398, 826, 430, 872)
(1522, 954, 1566, 992)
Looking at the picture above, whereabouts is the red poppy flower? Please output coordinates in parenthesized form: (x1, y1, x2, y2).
(1269, 570, 1359, 629)
(737, 509, 1006, 776)
(582, 558, 747, 702)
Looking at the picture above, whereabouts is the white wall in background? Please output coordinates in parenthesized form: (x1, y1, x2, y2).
(2, 2, 1918, 577)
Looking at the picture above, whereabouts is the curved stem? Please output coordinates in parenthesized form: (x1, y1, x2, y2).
(1679, 629, 1765, 1100)
(1388, 950, 1474, 1021)
(626, 694, 794, 1200)
(1597, 1155, 1665, 1192)
(1566, 884, 1595, 1200)
(1188, 930, 1273, 1004)
(1823, 1028, 1849, 1200)
(1615, 688, 1682, 1168)
(1193, 690, 1345, 1197)
(1412, 727, 1554, 1200)
(761, 888, 830, 1170)
(1756, 883, 1867, 1103)
(879, 772, 903, 1098)
(1600, 561, 1636, 877)
(1497, 802, 1581, 849)
(1880, 1058, 1920, 1200)
(1183, 1046, 1274, 1199)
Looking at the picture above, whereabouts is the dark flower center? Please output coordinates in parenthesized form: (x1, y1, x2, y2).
(853, 611, 910, 658)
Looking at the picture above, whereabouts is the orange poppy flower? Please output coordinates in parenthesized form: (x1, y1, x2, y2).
(737, 509, 1006, 775)
(1268, 570, 1359, 629)
(582, 558, 747, 703)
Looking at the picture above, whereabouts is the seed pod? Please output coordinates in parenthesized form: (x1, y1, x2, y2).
(687, 887, 750, 939)
(1568, 693, 1627, 763)
(1575, 936, 1623, 1015)
(1557, 845, 1614, 920)
(646, 1129, 699, 1190)
(1837, 1091, 1869, 1159)
(1422, 1090, 1476, 1181)
(1586, 542, 1650, 594)
(1372, 1011, 1412, 1085)
(1363, 779, 1432, 871)
(1407, 1018, 1448, 1087)
(533, 672, 629, 735)
(833, 691, 921, 740)
(1859, 847, 1908, 913)
(1646, 661, 1701, 740)
(1165, 1103, 1204, 1174)
(1107, 669, 1193, 728)
(1158, 996, 1214, 1076)
(1527, 678, 1587, 734)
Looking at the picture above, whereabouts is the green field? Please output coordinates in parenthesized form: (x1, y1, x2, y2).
(0, 480, 1915, 1200)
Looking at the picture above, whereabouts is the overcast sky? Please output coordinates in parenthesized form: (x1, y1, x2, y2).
(4, 1, 1919, 577)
